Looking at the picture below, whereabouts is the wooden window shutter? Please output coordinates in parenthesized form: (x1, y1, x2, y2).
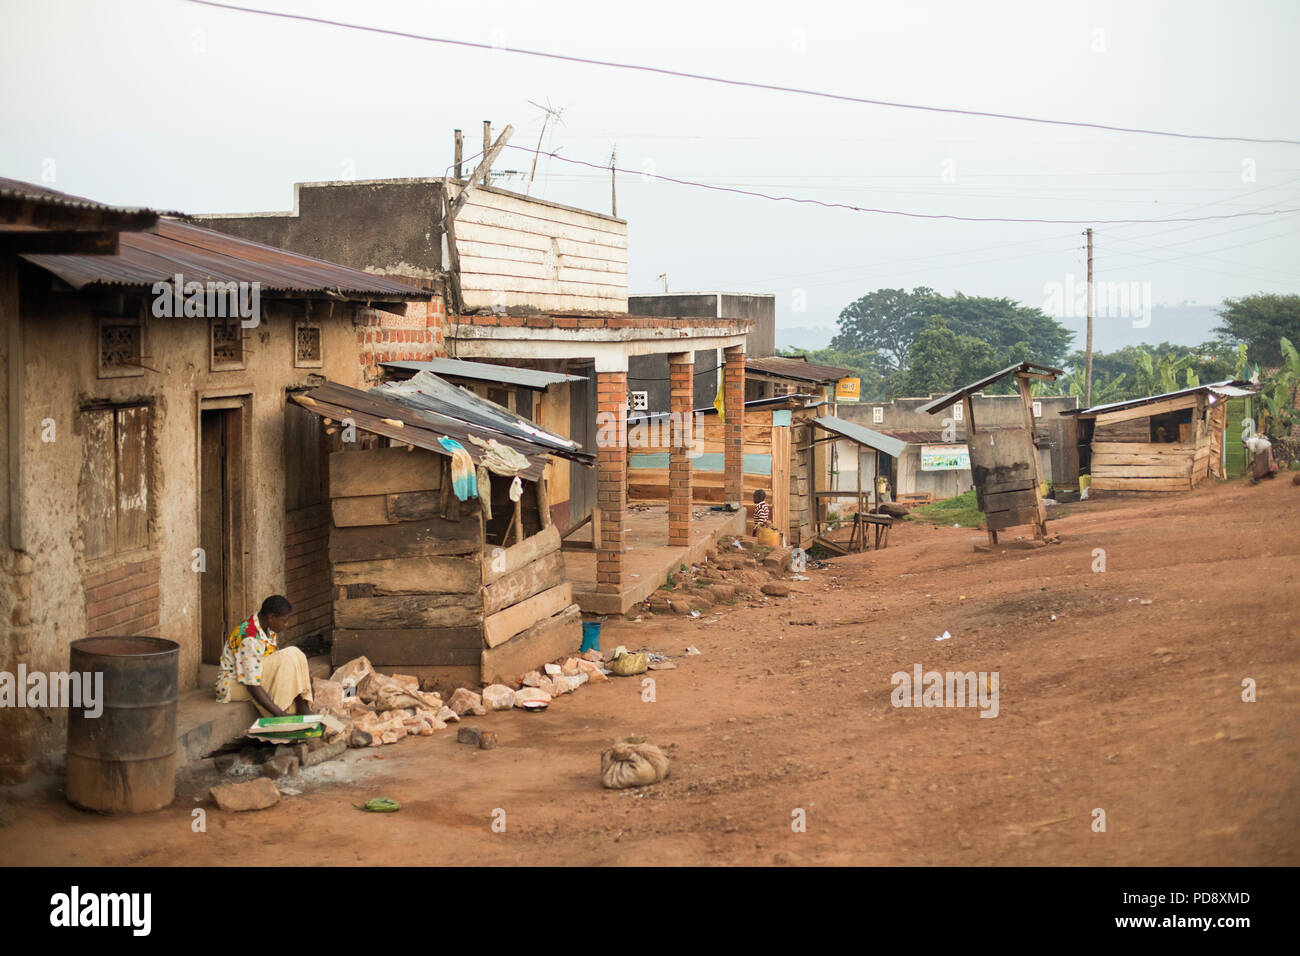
(80, 409, 117, 560)
(115, 405, 150, 552)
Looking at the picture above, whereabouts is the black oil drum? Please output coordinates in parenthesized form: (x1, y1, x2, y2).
(66, 636, 179, 813)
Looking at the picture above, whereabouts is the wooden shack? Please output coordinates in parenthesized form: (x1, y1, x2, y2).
(1069, 381, 1258, 493)
(918, 362, 1064, 547)
(292, 377, 592, 692)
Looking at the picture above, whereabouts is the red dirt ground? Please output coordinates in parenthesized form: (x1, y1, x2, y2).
(2, 477, 1297, 866)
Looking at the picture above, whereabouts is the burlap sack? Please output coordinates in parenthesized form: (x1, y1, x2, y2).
(600, 742, 670, 789)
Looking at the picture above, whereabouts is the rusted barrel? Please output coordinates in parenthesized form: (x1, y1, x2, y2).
(66, 636, 179, 813)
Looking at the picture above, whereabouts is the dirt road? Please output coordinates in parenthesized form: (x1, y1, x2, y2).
(3, 478, 1297, 866)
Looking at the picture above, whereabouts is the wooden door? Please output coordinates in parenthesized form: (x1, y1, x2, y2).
(567, 366, 597, 533)
(200, 406, 246, 663)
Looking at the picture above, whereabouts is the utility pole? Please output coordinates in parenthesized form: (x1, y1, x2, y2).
(482, 121, 492, 186)
(453, 129, 463, 180)
(1084, 227, 1094, 408)
(610, 146, 617, 218)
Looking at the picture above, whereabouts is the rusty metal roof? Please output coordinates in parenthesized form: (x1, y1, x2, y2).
(747, 355, 854, 384)
(1065, 379, 1258, 417)
(292, 377, 592, 483)
(22, 218, 428, 299)
(916, 362, 1064, 415)
(0, 177, 176, 216)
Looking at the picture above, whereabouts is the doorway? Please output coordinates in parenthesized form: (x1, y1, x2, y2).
(199, 402, 247, 664)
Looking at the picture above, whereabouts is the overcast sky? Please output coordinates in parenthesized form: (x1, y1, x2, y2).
(3, 0, 1298, 351)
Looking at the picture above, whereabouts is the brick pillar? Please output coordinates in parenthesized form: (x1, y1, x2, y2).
(723, 345, 746, 507)
(668, 352, 694, 548)
(595, 370, 627, 594)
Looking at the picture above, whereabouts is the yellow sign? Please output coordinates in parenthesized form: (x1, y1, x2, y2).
(835, 377, 861, 403)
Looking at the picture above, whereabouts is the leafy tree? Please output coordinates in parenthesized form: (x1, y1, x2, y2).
(831, 287, 937, 372)
(899, 318, 1003, 397)
(1215, 294, 1300, 366)
(831, 287, 1073, 394)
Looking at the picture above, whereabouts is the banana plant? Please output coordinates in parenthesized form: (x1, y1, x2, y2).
(1258, 337, 1300, 437)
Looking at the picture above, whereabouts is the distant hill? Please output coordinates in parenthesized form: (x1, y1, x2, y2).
(775, 324, 838, 352)
(1057, 303, 1224, 352)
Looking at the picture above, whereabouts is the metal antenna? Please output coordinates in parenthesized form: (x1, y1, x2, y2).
(526, 98, 566, 195)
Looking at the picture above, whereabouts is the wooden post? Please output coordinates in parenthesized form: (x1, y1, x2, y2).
(536, 470, 551, 529)
(513, 496, 524, 545)
(454, 129, 463, 180)
(482, 121, 492, 186)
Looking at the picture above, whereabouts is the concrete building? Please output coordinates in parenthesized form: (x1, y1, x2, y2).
(196, 161, 751, 615)
(0, 178, 436, 781)
(625, 292, 775, 415)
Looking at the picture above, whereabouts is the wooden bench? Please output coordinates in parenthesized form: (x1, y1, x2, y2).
(850, 512, 892, 551)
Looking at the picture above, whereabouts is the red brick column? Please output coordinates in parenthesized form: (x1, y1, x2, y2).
(668, 352, 694, 548)
(723, 345, 746, 507)
(595, 370, 628, 594)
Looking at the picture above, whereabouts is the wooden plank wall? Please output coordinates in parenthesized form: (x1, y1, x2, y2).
(449, 184, 628, 313)
(1088, 396, 1216, 492)
(328, 446, 486, 669)
(282, 503, 332, 644)
(626, 410, 775, 502)
(327, 444, 581, 685)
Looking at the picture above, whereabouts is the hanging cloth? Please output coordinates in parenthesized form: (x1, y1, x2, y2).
(477, 464, 493, 520)
(437, 437, 477, 501)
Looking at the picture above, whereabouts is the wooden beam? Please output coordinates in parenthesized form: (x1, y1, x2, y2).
(332, 555, 482, 595)
(451, 124, 515, 217)
(329, 446, 442, 498)
(483, 549, 566, 616)
(329, 513, 481, 562)
(480, 603, 581, 685)
(333, 593, 482, 629)
(1092, 395, 1199, 426)
(483, 582, 573, 648)
(482, 523, 561, 586)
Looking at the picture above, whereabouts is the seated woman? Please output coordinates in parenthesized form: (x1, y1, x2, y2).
(215, 595, 314, 717)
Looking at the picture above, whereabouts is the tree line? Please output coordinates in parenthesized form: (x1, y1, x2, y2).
(783, 290, 1300, 427)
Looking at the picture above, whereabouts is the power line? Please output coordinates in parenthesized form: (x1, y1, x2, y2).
(505, 144, 1300, 225)
(179, 0, 1300, 146)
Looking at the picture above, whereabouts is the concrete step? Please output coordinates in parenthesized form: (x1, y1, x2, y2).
(177, 656, 332, 764)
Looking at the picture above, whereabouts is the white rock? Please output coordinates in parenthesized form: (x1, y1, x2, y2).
(514, 687, 552, 707)
(482, 684, 516, 711)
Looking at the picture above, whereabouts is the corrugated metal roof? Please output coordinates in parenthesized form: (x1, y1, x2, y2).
(916, 362, 1064, 415)
(378, 371, 588, 461)
(813, 416, 908, 457)
(1067, 380, 1258, 417)
(382, 358, 585, 390)
(0, 177, 177, 216)
(22, 219, 427, 299)
(747, 355, 854, 384)
(292, 378, 592, 482)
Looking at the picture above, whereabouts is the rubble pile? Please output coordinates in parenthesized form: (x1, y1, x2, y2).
(313, 649, 619, 749)
(643, 534, 796, 617)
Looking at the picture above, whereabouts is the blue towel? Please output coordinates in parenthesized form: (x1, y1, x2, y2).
(437, 437, 478, 501)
